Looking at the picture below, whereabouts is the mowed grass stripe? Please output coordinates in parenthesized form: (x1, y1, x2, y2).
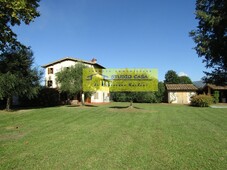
(0, 103, 226, 169)
(159, 107, 226, 170)
(1, 106, 109, 169)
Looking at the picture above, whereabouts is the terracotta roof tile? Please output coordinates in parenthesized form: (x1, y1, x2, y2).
(206, 84, 227, 90)
(42, 57, 105, 69)
(165, 84, 198, 91)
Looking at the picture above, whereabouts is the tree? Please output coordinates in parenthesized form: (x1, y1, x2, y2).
(110, 69, 158, 107)
(164, 70, 179, 84)
(178, 76, 192, 84)
(20, 87, 60, 107)
(190, 0, 227, 85)
(154, 82, 166, 102)
(111, 82, 166, 103)
(0, 46, 42, 110)
(56, 63, 89, 104)
(0, 0, 40, 51)
(164, 70, 192, 84)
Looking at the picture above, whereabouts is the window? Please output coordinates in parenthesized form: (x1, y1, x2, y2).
(48, 68, 54, 74)
(47, 80, 53, 87)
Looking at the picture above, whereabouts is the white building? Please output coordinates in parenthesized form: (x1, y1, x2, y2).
(165, 84, 197, 104)
(42, 57, 109, 103)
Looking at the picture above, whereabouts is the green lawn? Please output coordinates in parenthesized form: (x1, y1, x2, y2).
(0, 103, 226, 169)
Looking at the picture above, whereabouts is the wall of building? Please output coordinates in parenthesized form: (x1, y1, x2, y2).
(45, 60, 77, 88)
(168, 91, 196, 104)
(44, 60, 93, 88)
(90, 91, 110, 103)
(44, 59, 109, 103)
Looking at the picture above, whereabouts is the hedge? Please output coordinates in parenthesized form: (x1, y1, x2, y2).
(190, 94, 213, 107)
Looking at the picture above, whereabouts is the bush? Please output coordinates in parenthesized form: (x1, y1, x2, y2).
(191, 94, 213, 107)
(133, 92, 156, 103)
(111, 92, 157, 103)
(20, 87, 60, 107)
(0, 98, 6, 109)
(111, 92, 128, 102)
(154, 82, 166, 103)
(110, 82, 166, 103)
(213, 91, 219, 103)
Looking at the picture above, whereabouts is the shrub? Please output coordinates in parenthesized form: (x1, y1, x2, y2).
(191, 94, 213, 107)
(20, 87, 60, 107)
(213, 91, 219, 103)
(111, 92, 127, 102)
(0, 98, 6, 109)
(133, 92, 156, 103)
(111, 92, 158, 103)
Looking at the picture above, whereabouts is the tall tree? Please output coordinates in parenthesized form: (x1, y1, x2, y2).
(178, 76, 192, 84)
(164, 70, 179, 84)
(0, 0, 40, 51)
(0, 46, 42, 110)
(56, 63, 88, 104)
(190, 0, 227, 85)
(154, 82, 166, 102)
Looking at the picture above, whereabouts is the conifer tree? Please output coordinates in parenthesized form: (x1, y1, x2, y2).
(190, 0, 227, 85)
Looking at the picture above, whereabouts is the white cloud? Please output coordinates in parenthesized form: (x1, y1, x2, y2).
(178, 72, 188, 77)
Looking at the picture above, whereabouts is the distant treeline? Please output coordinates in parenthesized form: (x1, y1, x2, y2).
(110, 82, 166, 103)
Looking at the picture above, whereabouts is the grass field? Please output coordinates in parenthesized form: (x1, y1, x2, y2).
(0, 103, 226, 169)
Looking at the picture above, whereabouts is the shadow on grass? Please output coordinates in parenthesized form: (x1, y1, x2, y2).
(0, 105, 62, 113)
(67, 104, 98, 108)
(0, 104, 99, 112)
(109, 106, 142, 109)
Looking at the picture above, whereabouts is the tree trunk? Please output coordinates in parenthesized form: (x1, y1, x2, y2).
(6, 97, 11, 111)
(129, 100, 133, 108)
(81, 92, 84, 105)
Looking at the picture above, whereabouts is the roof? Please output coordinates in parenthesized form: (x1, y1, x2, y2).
(193, 81, 206, 89)
(205, 84, 227, 90)
(165, 84, 198, 91)
(42, 57, 105, 69)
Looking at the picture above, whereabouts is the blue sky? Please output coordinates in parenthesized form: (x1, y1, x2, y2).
(13, 0, 206, 81)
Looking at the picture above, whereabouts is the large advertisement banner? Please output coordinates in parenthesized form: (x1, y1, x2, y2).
(83, 68, 158, 92)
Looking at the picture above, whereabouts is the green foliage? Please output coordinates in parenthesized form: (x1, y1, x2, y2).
(213, 91, 219, 104)
(0, 46, 42, 110)
(164, 70, 192, 84)
(190, 0, 227, 85)
(154, 82, 166, 102)
(56, 63, 88, 99)
(164, 70, 179, 84)
(20, 87, 60, 107)
(134, 92, 155, 103)
(0, 72, 17, 100)
(111, 92, 127, 102)
(0, 0, 40, 51)
(191, 94, 214, 107)
(111, 82, 166, 103)
(179, 76, 192, 84)
(0, 0, 41, 109)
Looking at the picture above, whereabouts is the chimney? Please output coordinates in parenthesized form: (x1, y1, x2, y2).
(91, 58, 97, 63)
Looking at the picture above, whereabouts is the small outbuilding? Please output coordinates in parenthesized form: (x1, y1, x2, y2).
(166, 84, 198, 104)
(203, 84, 227, 103)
